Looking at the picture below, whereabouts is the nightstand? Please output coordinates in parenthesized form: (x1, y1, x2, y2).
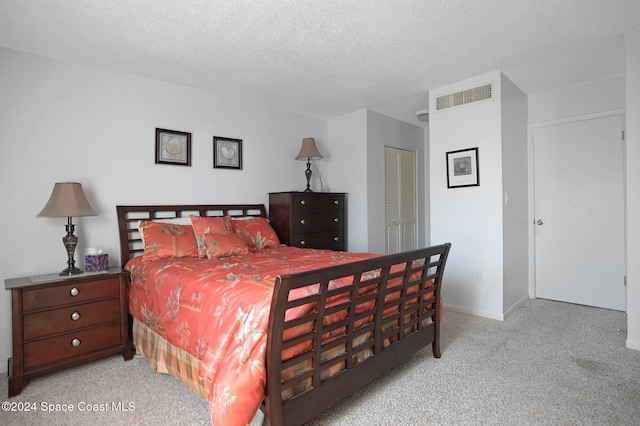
(5, 267, 133, 397)
(269, 192, 346, 251)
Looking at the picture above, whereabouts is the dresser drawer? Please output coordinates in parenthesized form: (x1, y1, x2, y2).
(292, 194, 344, 211)
(292, 212, 343, 233)
(24, 322, 122, 369)
(22, 277, 119, 311)
(269, 192, 347, 251)
(24, 298, 121, 341)
(295, 232, 344, 251)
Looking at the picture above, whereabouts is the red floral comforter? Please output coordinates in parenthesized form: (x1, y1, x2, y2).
(125, 245, 382, 425)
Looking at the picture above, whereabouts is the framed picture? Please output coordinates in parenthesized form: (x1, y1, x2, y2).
(155, 128, 191, 166)
(446, 147, 479, 188)
(213, 136, 242, 169)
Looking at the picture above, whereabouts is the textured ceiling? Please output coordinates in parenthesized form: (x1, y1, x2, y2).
(1, 0, 639, 126)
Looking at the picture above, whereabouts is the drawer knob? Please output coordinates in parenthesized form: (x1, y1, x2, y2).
(71, 338, 81, 347)
(334, 237, 339, 241)
(300, 219, 306, 225)
(70, 287, 79, 297)
(71, 312, 80, 321)
(334, 200, 339, 205)
(334, 218, 339, 223)
(300, 200, 306, 205)
(300, 240, 306, 246)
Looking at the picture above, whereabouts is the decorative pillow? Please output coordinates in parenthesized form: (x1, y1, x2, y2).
(137, 217, 192, 247)
(230, 217, 280, 250)
(202, 233, 250, 259)
(139, 221, 199, 261)
(191, 215, 233, 256)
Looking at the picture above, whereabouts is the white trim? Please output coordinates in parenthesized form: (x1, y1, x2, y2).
(626, 339, 640, 351)
(503, 295, 530, 319)
(443, 303, 504, 321)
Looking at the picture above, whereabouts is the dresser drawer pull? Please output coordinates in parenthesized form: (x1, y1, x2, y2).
(334, 237, 339, 242)
(334, 200, 339, 205)
(70, 287, 79, 297)
(300, 200, 306, 205)
(300, 219, 306, 225)
(71, 338, 81, 347)
(71, 312, 81, 321)
(334, 218, 339, 223)
(300, 240, 306, 246)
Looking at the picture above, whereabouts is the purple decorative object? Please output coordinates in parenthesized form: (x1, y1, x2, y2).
(85, 254, 109, 272)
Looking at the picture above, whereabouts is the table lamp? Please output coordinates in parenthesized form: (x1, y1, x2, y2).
(37, 182, 98, 275)
(295, 138, 323, 192)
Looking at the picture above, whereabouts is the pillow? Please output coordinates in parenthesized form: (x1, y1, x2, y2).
(202, 233, 250, 259)
(230, 217, 280, 250)
(191, 215, 233, 256)
(139, 221, 199, 261)
(137, 217, 192, 247)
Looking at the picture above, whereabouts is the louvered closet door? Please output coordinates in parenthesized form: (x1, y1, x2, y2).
(385, 146, 417, 254)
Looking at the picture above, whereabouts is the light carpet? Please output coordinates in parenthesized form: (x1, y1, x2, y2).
(2, 299, 639, 425)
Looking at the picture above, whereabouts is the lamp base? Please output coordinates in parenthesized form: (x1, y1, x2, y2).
(61, 218, 83, 276)
(303, 158, 314, 192)
(60, 266, 83, 276)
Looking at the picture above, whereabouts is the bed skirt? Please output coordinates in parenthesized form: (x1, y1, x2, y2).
(133, 319, 265, 425)
(132, 304, 436, 401)
(132, 318, 211, 399)
(132, 317, 379, 400)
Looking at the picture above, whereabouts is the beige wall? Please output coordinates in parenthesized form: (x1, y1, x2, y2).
(0, 47, 329, 372)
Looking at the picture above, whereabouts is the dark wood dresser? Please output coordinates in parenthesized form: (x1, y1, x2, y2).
(5, 267, 133, 396)
(269, 191, 346, 251)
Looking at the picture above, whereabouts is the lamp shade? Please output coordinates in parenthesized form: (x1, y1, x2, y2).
(295, 138, 324, 161)
(37, 182, 98, 218)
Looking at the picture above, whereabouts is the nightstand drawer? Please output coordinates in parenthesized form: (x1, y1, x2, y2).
(24, 322, 122, 369)
(23, 277, 119, 311)
(24, 298, 121, 341)
(292, 194, 344, 211)
(295, 232, 343, 250)
(292, 212, 343, 233)
(5, 267, 133, 397)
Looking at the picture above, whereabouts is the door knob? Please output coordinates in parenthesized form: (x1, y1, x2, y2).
(537, 219, 544, 225)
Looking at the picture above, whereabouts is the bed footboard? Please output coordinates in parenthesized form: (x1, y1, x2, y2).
(264, 243, 451, 426)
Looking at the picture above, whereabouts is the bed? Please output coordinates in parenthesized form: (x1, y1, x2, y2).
(116, 203, 450, 426)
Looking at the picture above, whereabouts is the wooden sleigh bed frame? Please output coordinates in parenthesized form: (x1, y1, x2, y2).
(117, 203, 451, 425)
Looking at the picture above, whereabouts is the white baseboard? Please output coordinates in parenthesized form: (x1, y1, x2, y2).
(503, 295, 530, 319)
(443, 303, 504, 321)
(626, 339, 640, 351)
(443, 295, 530, 321)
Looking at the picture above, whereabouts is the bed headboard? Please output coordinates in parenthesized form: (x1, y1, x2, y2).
(116, 204, 267, 265)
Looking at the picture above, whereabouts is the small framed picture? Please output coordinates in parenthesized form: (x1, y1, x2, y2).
(446, 147, 479, 188)
(213, 136, 242, 169)
(155, 128, 191, 166)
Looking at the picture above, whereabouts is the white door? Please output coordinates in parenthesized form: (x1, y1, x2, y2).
(385, 147, 417, 254)
(533, 114, 625, 311)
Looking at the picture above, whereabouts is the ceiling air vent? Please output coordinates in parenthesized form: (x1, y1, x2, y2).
(436, 83, 493, 111)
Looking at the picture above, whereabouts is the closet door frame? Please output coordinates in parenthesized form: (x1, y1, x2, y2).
(385, 146, 417, 254)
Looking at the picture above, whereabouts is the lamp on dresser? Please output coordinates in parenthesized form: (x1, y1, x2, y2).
(295, 137, 323, 192)
(37, 182, 98, 275)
